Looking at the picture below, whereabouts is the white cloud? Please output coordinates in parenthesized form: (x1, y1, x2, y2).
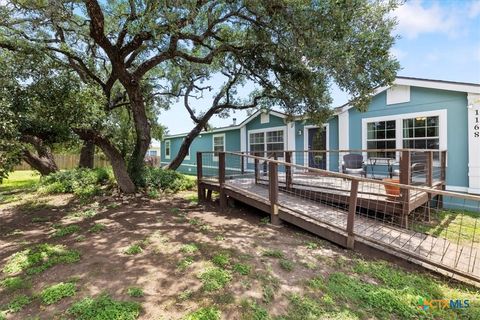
(393, 0, 460, 39)
(468, 1, 480, 18)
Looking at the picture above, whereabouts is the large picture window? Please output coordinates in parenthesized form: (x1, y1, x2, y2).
(403, 116, 439, 149)
(249, 129, 284, 159)
(366, 120, 396, 158)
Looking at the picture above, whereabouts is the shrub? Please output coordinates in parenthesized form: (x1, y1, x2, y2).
(144, 167, 195, 193)
(39, 282, 76, 305)
(39, 168, 112, 198)
(68, 294, 141, 320)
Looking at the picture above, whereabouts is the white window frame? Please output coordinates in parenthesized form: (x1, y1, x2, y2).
(247, 126, 286, 163)
(212, 133, 226, 161)
(361, 109, 447, 163)
(164, 140, 171, 159)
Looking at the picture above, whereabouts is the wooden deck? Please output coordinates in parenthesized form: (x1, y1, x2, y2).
(199, 176, 480, 285)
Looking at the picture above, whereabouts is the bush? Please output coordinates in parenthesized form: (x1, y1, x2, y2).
(39, 168, 112, 198)
(144, 167, 195, 193)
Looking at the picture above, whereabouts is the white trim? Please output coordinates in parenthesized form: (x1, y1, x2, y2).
(260, 112, 270, 124)
(361, 109, 447, 162)
(338, 111, 349, 169)
(386, 85, 410, 105)
(303, 124, 329, 170)
(241, 109, 288, 127)
(164, 140, 171, 159)
(337, 77, 480, 113)
(240, 126, 247, 169)
(212, 133, 226, 162)
(467, 93, 480, 194)
(446, 185, 469, 193)
(247, 126, 287, 163)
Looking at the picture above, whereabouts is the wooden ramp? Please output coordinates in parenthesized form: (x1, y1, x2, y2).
(200, 177, 480, 286)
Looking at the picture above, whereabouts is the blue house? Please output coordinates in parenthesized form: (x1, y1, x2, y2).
(161, 77, 480, 195)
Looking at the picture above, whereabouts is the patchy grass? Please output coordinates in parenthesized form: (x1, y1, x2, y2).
(126, 287, 144, 298)
(240, 299, 270, 320)
(16, 199, 52, 214)
(0, 171, 39, 194)
(183, 306, 221, 320)
(69, 208, 98, 219)
(199, 267, 232, 292)
(262, 249, 284, 259)
(3, 243, 80, 275)
(211, 252, 230, 268)
(89, 223, 106, 233)
(68, 294, 141, 320)
(180, 243, 199, 254)
(279, 259, 295, 272)
(178, 289, 193, 301)
(52, 224, 81, 238)
(39, 281, 76, 305)
(5, 294, 32, 313)
(31, 216, 50, 223)
(0, 276, 30, 291)
(413, 209, 480, 245)
(177, 257, 195, 272)
(124, 244, 143, 255)
(233, 263, 252, 276)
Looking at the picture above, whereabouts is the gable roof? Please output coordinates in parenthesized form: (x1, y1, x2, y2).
(163, 109, 291, 139)
(336, 76, 480, 113)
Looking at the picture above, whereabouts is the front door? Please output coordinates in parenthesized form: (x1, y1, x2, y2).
(308, 128, 327, 169)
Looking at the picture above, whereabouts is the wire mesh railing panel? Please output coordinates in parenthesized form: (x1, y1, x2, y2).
(196, 150, 479, 282)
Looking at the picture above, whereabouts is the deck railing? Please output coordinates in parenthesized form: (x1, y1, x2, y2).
(197, 150, 480, 284)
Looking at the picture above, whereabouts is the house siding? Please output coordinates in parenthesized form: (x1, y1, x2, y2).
(348, 86, 469, 188)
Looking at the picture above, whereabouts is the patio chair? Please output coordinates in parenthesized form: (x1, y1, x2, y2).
(389, 152, 427, 179)
(342, 154, 367, 177)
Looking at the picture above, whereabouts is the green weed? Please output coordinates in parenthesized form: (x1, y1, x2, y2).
(177, 257, 194, 272)
(68, 294, 141, 320)
(89, 223, 106, 233)
(180, 243, 199, 254)
(233, 263, 251, 276)
(3, 243, 80, 275)
(183, 306, 220, 320)
(6, 294, 32, 312)
(199, 267, 232, 292)
(39, 281, 76, 305)
(262, 249, 284, 259)
(0, 276, 30, 291)
(52, 224, 81, 238)
(212, 252, 230, 268)
(279, 259, 294, 272)
(124, 244, 143, 255)
(126, 287, 144, 298)
(240, 299, 270, 320)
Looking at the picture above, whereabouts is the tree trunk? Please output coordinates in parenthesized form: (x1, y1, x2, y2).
(124, 84, 151, 185)
(165, 108, 217, 171)
(20, 135, 58, 176)
(22, 150, 58, 175)
(79, 140, 95, 168)
(73, 129, 136, 193)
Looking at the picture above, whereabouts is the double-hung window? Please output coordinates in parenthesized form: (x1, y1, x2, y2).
(165, 140, 171, 159)
(366, 120, 396, 159)
(249, 129, 284, 159)
(213, 134, 225, 161)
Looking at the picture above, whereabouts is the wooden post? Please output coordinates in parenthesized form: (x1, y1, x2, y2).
(440, 150, 447, 181)
(254, 158, 259, 184)
(426, 151, 433, 187)
(399, 150, 411, 228)
(285, 151, 292, 191)
(196, 152, 205, 202)
(269, 161, 281, 225)
(219, 152, 227, 210)
(241, 152, 245, 175)
(346, 180, 358, 249)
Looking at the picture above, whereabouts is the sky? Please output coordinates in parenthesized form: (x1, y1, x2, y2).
(159, 0, 480, 135)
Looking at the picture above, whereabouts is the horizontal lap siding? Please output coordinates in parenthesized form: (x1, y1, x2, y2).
(348, 87, 468, 188)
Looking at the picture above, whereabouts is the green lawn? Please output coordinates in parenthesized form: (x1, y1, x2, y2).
(0, 171, 39, 203)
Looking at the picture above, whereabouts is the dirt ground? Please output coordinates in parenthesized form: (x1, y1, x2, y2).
(0, 189, 479, 319)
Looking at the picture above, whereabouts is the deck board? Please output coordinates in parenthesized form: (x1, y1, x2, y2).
(221, 177, 480, 282)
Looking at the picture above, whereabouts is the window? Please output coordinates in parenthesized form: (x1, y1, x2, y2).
(249, 129, 284, 159)
(403, 116, 439, 160)
(148, 150, 158, 157)
(213, 134, 225, 160)
(366, 120, 396, 158)
(165, 141, 171, 159)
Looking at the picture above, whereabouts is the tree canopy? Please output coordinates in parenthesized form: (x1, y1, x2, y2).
(0, 0, 400, 189)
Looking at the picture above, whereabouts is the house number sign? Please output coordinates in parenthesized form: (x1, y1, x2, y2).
(475, 109, 479, 138)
